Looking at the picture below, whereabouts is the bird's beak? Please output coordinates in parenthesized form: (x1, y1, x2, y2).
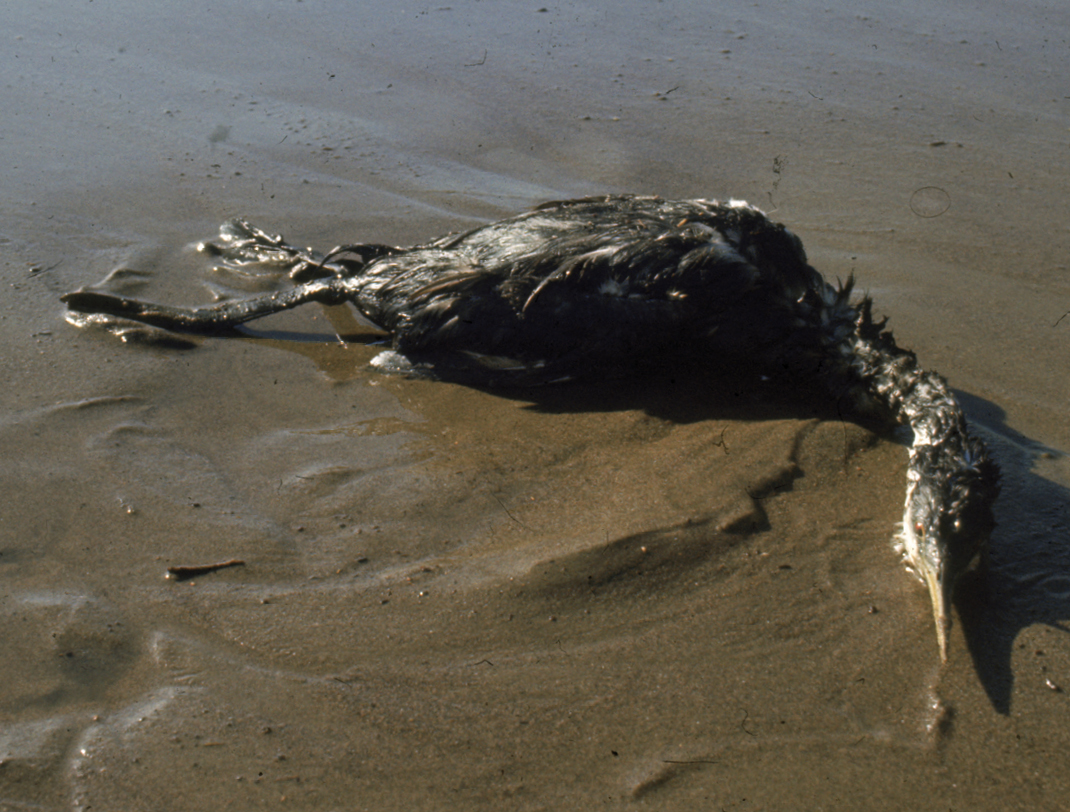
(919, 561, 952, 662)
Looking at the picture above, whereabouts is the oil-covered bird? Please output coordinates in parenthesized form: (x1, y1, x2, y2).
(61, 194, 1000, 659)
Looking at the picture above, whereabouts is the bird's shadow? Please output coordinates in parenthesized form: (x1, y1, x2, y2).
(951, 392, 1070, 714)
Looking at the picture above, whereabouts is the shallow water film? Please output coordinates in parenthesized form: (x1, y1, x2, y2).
(2, 1, 1069, 809)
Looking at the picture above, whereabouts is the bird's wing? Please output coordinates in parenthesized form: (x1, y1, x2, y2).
(355, 220, 763, 376)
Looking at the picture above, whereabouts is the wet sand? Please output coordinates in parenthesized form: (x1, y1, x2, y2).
(2, 1, 1069, 809)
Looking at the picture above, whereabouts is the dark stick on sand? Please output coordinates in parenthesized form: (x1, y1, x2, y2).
(166, 558, 246, 581)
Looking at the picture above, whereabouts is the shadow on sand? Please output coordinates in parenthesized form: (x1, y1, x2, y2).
(953, 391, 1070, 715)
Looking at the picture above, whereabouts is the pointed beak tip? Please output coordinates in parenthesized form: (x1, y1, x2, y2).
(936, 621, 949, 663)
(920, 563, 953, 662)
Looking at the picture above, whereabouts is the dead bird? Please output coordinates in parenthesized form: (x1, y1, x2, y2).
(61, 194, 1000, 658)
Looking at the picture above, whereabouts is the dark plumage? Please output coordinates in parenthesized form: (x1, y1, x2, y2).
(61, 194, 1000, 658)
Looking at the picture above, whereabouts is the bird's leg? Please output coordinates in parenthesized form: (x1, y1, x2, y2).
(290, 243, 399, 283)
(62, 218, 392, 335)
(199, 219, 334, 283)
(61, 278, 353, 335)
(202, 219, 399, 283)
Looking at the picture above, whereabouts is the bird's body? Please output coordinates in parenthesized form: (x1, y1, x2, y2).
(350, 196, 854, 385)
(61, 194, 1000, 658)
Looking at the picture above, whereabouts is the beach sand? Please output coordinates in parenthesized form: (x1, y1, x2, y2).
(2, 1, 1069, 808)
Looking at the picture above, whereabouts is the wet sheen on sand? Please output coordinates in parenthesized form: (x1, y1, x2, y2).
(2, 1, 1069, 809)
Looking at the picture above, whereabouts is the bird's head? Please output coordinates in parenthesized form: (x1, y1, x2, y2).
(900, 436, 1000, 661)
